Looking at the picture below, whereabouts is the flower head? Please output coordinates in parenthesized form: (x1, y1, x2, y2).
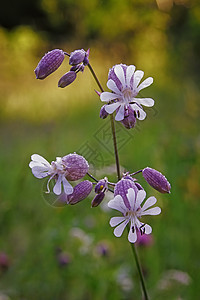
(29, 153, 89, 196)
(108, 188, 161, 243)
(100, 64, 154, 122)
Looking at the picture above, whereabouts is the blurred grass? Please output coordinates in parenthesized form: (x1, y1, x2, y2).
(0, 21, 200, 300)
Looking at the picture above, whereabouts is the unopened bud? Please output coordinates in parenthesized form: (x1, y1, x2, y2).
(67, 180, 93, 205)
(91, 192, 105, 207)
(142, 167, 171, 193)
(69, 49, 86, 65)
(58, 71, 77, 88)
(62, 153, 89, 181)
(95, 178, 108, 193)
(34, 49, 65, 80)
(100, 105, 109, 119)
(114, 178, 138, 209)
(120, 106, 136, 129)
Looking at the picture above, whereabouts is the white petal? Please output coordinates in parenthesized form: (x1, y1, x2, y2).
(137, 107, 146, 120)
(29, 161, 41, 168)
(128, 220, 137, 243)
(131, 104, 146, 120)
(141, 196, 157, 211)
(100, 92, 119, 102)
(144, 224, 152, 234)
(136, 98, 154, 107)
(53, 175, 62, 195)
(107, 79, 121, 94)
(115, 105, 125, 121)
(135, 190, 146, 210)
(105, 102, 120, 114)
(133, 70, 144, 88)
(31, 154, 50, 166)
(141, 206, 161, 216)
(126, 65, 135, 87)
(108, 195, 127, 214)
(114, 65, 126, 87)
(137, 77, 153, 91)
(113, 219, 128, 237)
(31, 166, 50, 178)
(62, 176, 73, 195)
(110, 216, 125, 227)
(126, 188, 136, 210)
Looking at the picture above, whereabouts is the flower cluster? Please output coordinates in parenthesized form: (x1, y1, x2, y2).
(34, 48, 89, 87)
(30, 47, 172, 245)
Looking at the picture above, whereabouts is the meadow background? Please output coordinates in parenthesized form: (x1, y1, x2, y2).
(0, 0, 200, 299)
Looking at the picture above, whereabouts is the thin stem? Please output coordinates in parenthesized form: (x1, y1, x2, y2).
(127, 228, 149, 300)
(129, 169, 143, 176)
(88, 62, 149, 299)
(87, 172, 98, 182)
(110, 114, 121, 181)
(87, 64, 121, 180)
(88, 63, 104, 92)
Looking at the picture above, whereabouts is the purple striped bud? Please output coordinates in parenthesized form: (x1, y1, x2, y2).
(91, 192, 105, 207)
(100, 105, 109, 119)
(142, 167, 171, 193)
(62, 153, 89, 181)
(67, 180, 93, 205)
(34, 49, 65, 79)
(120, 106, 136, 129)
(95, 178, 108, 194)
(58, 71, 77, 88)
(123, 175, 144, 190)
(69, 49, 86, 65)
(114, 178, 138, 209)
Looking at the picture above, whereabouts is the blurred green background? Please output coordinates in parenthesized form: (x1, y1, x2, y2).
(0, 0, 200, 299)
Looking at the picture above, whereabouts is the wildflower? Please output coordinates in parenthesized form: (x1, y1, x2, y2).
(142, 167, 171, 193)
(29, 153, 89, 196)
(108, 188, 161, 243)
(34, 49, 65, 79)
(100, 64, 154, 121)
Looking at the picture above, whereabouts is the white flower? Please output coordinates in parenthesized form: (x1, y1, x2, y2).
(29, 154, 73, 195)
(100, 64, 154, 121)
(108, 188, 161, 243)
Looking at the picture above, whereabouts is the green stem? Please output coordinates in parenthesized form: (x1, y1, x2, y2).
(128, 227, 149, 300)
(87, 64, 121, 180)
(88, 63, 148, 299)
(109, 114, 121, 181)
(88, 63, 104, 93)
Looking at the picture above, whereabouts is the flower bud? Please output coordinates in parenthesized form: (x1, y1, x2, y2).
(114, 178, 138, 209)
(91, 192, 105, 207)
(123, 175, 144, 191)
(94, 178, 108, 194)
(142, 167, 171, 193)
(67, 180, 93, 205)
(62, 153, 89, 181)
(69, 49, 86, 65)
(100, 105, 109, 119)
(34, 49, 65, 80)
(58, 71, 77, 88)
(120, 106, 136, 129)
